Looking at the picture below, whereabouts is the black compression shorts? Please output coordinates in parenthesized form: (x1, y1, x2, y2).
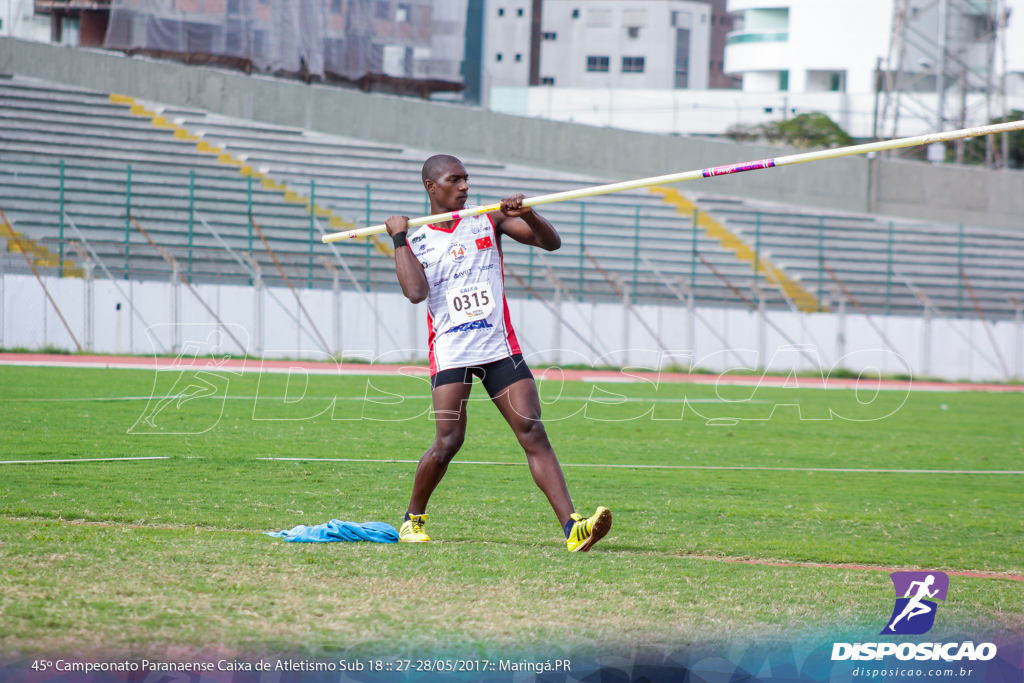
(430, 354, 534, 397)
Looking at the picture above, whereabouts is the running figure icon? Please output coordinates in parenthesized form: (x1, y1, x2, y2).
(130, 327, 243, 435)
(141, 331, 231, 428)
(886, 574, 939, 632)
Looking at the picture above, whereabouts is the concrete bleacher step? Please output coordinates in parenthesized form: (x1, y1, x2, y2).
(5, 74, 1022, 317)
(650, 186, 826, 313)
(104, 91, 389, 257)
(0, 210, 82, 277)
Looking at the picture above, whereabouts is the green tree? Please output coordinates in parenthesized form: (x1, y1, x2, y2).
(962, 110, 1024, 169)
(725, 112, 855, 150)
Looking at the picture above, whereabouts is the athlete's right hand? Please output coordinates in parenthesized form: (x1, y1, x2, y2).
(385, 215, 410, 237)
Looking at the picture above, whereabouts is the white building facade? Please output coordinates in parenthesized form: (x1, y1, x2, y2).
(725, 0, 1024, 98)
(482, 0, 535, 90)
(489, 0, 1024, 140)
(1001, 3, 1024, 96)
(537, 0, 711, 89)
(724, 0, 891, 96)
(482, 0, 713, 95)
(1, 0, 53, 42)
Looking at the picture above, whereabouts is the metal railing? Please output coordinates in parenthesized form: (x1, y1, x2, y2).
(3, 156, 1024, 321)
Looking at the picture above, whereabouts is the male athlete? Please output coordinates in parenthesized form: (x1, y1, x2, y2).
(384, 154, 612, 552)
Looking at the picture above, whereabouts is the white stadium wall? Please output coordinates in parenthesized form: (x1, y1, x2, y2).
(3, 273, 1021, 383)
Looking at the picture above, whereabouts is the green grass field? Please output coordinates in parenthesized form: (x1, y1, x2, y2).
(1, 364, 1022, 659)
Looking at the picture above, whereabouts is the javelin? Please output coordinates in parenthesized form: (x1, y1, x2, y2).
(321, 119, 1024, 243)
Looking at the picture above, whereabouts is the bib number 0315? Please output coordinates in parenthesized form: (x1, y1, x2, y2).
(445, 282, 496, 325)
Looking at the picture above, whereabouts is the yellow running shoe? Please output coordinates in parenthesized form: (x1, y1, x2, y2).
(399, 513, 431, 543)
(566, 506, 612, 552)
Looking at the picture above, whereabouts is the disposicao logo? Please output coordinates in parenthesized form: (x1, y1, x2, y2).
(883, 571, 948, 635)
(830, 571, 998, 663)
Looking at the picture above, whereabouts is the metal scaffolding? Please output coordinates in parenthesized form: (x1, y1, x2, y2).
(881, 0, 1012, 167)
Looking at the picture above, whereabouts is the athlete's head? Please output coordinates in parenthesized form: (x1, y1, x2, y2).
(422, 154, 469, 211)
(924, 575, 935, 585)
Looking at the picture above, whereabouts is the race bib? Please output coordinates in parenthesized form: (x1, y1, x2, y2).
(445, 282, 496, 326)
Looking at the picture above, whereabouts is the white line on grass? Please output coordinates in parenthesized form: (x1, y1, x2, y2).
(0, 396, 160, 402)
(256, 458, 1024, 475)
(0, 360, 400, 375)
(0, 396, 771, 404)
(5, 357, 1024, 394)
(0, 457, 171, 465)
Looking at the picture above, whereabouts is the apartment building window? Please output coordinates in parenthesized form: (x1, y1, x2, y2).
(586, 56, 610, 72)
(675, 29, 690, 88)
(395, 4, 409, 22)
(515, 53, 522, 62)
(541, 77, 555, 85)
(375, 0, 390, 20)
(517, 8, 523, 16)
(807, 70, 846, 92)
(779, 70, 789, 91)
(572, 8, 579, 18)
(497, 7, 504, 16)
(496, 53, 503, 62)
(542, 31, 557, 40)
(622, 56, 645, 73)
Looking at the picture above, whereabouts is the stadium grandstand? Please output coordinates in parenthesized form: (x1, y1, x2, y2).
(4, 10, 1024, 678)
(2, 74, 1023, 378)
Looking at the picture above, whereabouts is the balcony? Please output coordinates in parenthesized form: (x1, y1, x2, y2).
(726, 31, 788, 45)
(34, 0, 110, 13)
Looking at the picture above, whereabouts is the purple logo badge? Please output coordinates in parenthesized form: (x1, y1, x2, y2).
(882, 571, 949, 635)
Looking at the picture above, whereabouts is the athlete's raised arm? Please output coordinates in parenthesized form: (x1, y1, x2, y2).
(385, 215, 428, 303)
(491, 193, 561, 251)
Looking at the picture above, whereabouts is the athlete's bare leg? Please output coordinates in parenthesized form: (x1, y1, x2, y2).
(490, 377, 575, 525)
(406, 380, 474, 515)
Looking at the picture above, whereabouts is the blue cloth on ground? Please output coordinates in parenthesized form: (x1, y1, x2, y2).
(265, 519, 399, 543)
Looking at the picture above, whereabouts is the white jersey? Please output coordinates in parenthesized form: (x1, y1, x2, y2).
(408, 209, 521, 374)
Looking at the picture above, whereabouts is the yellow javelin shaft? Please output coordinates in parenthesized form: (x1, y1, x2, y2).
(321, 119, 1024, 243)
